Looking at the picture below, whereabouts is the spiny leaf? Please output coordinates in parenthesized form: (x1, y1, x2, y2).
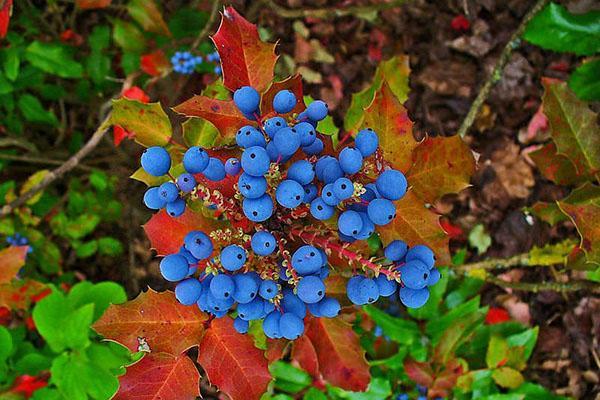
(304, 316, 370, 391)
(261, 74, 306, 116)
(111, 99, 172, 147)
(0, 246, 28, 284)
(364, 81, 417, 173)
(529, 141, 590, 185)
(197, 317, 271, 400)
(115, 353, 200, 400)
(378, 190, 451, 265)
(542, 79, 600, 176)
(407, 135, 475, 203)
(0, 279, 48, 310)
(558, 200, 600, 267)
(212, 6, 278, 93)
(93, 289, 208, 355)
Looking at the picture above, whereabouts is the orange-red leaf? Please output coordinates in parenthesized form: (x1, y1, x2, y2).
(212, 6, 278, 93)
(0, 0, 12, 38)
(408, 135, 475, 203)
(265, 339, 288, 363)
(0, 246, 28, 284)
(404, 358, 434, 387)
(304, 317, 370, 391)
(291, 334, 320, 379)
(76, 0, 111, 9)
(529, 141, 591, 185)
(143, 208, 225, 256)
(197, 317, 271, 400)
(378, 190, 451, 265)
(558, 201, 600, 266)
(115, 353, 200, 400)
(93, 289, 208, 355)
(261, 75, 306, 115)
(0, 279, 48, 311)
(364, 81, 417, 172)
(173, 96, 247, 142)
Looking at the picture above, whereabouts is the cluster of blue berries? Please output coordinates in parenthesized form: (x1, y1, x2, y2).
(6, 233, 32, 253)
(171, 50, 222, 75)
(397, 385, 431, 400)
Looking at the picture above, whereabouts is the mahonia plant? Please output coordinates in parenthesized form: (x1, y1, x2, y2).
(98, 7, 475, 400)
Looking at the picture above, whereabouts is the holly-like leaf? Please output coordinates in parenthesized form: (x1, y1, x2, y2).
(542, 79, 600, 176)
(558, 200, 600, 266)
(173, 96, 247, 143)
(0, 0, 13, 38)
(115, 353, 200, 400)
(127, 0, 170, 36)
(93, 289, 208, 355)
(0, 246, 28, 284)
(111, 99, 172, 147)
(261, 74, 306, 116)
(407, 135, 475, 203)
(364, 81, 417, 173)
(529, 141, 590, 185)
(0, 279, 48, 310)
(404, 358, 434, 387)
(76, 0, 111, 9)
(291, 334, 320, 379)
(212, 6, 278, 92)
(143, 208, 226, 256)
(379, 190, 451, 265)
(304, 317, 370, 391)
(197, 317, 271, 400)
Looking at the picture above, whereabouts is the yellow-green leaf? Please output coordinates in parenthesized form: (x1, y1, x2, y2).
(21, 170, 49, 205)
(491, 367, 524, 389)
(111, 99, 172, 147)
(486, 335, 509, 369)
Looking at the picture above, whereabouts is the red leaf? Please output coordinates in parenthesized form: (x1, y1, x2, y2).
(0, 0, 12, 38)
(93, 289, 208, 355)
(76, 0, 111, 9)
(123, 86, 150, 103)
(113, 125, 135, 147)
(404, 358, 434, 387)
(9, 375, 47, 398)
(0, 279, 48, 311)
(173, 96, 247, 142)
(265, 339, 288, 363)
(143, 208, 226, 256)
(485, 307, 511, 325)
(212, 6, 278, 92)
(115, 353, 200, 400)
(451, 15, 470, 32)
(0, 246, 28, 284)
(141, 51, 170, 77)
(260, 75, 306, 116)
(291, 334, 320, 379)
(197, 317, 271, 400)
(0, 307, 10, 325)
(304, 317, 370, 391)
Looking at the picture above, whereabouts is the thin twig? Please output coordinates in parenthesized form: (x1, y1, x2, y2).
(457, 0, 549, 138)
(191, 0, 221, 51)
(486, 276, 600, 293)
(454, 253, 530, 272)
(0, 153, 93, 171)
(264, 0, 407, 19)
(0, 116, 112, 217)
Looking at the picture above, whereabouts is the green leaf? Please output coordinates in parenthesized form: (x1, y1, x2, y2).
(327, 377, 391, 400)
(21, 169, 50, 205)
(426, 296, 482, 344)
(486, 335, 509, 368)
(303, 387, 327, 400)
(14, 353, 53, 375)
(270, 361, 312, 393)
(112, 20, 146, 52)
(491, 367, 524, 389)
(3, 46, 21, 81)
(111, 98, 172, 146)
(182, 117, 219, 148)
(510, 382, 569, 400)
(0, 74, 13, 94)
(68, 281, 127, 322)
(168, 8, 208, 39)
(88, 25, 111, 51)
(524, 2, 600, 56)
(98, 237, 123, 257)
(25, 41, 84, 78)
(75, 240, 98, 258)
(0, 326, 13, 362)
(506, 327, 538, 361)
(528, 239, 578, 266)
(18, 94, 59, 126)
(363, 305, 419, 344)
(468, 224, 492, 255)
(568, 58, 600, 101)
(86, 51, 111, 86)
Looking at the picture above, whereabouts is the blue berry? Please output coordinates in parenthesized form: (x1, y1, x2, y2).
(273, 90, 297, 114)
(355, 128, 379, 157)
(241, 146, 270, 177)
(273, 127, 301, 156)
(266, 141, 280, 162)
(203, 158, 226, 181)
(238, 173, 267, 199)
(276, 179, 304, 209)
(183, 146, 209, 173)
(184, 231, 213, 260)
(251, 231, 276, 256)
(315, 156, 336, 181)
(263, 311, 282, 339)
(400, 260, 430, 289)
(303, 184, 318, 203)
(307, 302, 322, 317)
(367, 198, 396, 225)
(160, 254, 189, 282)
(399, 287, 430, 308)
(375, 275, 397, 297)
(333, 177, 354, 200)
(338, 147, 363, 175)
(237, 297, 264, 321)
(405, 245, 435, 269)
(232, 273, 259, 304)
(360, 278, 380, 304)
(295, 122, 317, 147)
(322, 160, 344, 184)
(220, 244, 246, 271)
(175, 278, 202, 305)
(427, 268, 441, 286)
(158, 182, 179, 202)
(263, 300, 275, 315)
(166, 197, 186, 217)
(259, 279, 278, 300)
(279, 312, 304, 340)
(317, 297, 340, 318)
(306, 100, 328, 121)
(338, 210, 363, 237)
(236, 126, 266, 148)
(297, 110, 317, 127)
(302, 138, 324, 155)
(177, 173, 197, 193)
(281, 289, 306, 319)
(353, 212, 375, 240)
(178, 246, 198, 265)
(347, 276, 366, 305)
(143, 187, 166, 210)
(321, 184, 339, 206)
(287, 160, 315, 185)
(263, 117, 287, 138)
(242, 194, 274, 222)
(291, 245, 321, 276)
(233, 86, 260, 114)
(224, 158, 241, 176)
(310, 197, 335, 220)
(210, 274, 235, 300)
(141, 146, 171, 176)
(297, 275, 325, 304)
(376, 169, 407, 201)
(234, 317, 249, 334)
(384, 240, 409, 262)
(207, 291, 234, 313)
(361, 184, 379, 201)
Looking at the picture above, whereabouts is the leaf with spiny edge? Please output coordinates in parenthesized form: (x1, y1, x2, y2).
(0, 246, 28, 284)
(111, 99, 172, 147)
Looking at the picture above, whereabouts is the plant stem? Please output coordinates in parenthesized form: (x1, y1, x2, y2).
(454, 253, 530, 272)
(0, 153, 93, 171)
(457, 0, 549, 138)
(485, 276, 600, 293)
(264, 0, 407, 19)
(191, 0, 221, 51)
